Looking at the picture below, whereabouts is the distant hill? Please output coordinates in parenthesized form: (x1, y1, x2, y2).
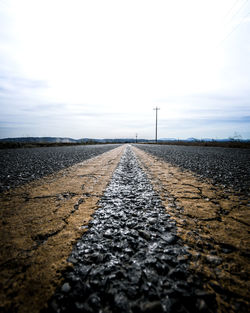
(0, 137, 77, 143)
(0, 137, 150, 144)
(0, 137, 249, 144)
(158, 138, 177, 141)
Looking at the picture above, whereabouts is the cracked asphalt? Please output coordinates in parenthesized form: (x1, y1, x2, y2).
(135, 144, 250, 193)
(0, 146, 125, 313)
(133, 145, 250, 313)
(0, 144, 249, 313)
(0, 144, 120, 193)
(44, 146, 216, 313)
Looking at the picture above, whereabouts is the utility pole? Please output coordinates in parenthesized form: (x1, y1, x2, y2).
(153, 107, 160, 143)
(135, 133, 138, 143)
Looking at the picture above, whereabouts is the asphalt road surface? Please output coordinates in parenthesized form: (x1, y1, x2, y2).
(0, 144, 249, 313)
(135, 144, 250, 192)
(44, 146, 216, 313)
(0, 144, 120, 193)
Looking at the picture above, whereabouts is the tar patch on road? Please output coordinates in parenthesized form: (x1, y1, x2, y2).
(44, 146, 216, 313)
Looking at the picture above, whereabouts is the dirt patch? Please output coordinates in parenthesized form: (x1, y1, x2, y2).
(133, 146, 250, 313)
(0, 145, 125, 313)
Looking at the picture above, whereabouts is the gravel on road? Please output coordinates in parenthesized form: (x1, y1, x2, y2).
(0, 144, 120, 193)
(44, 145, 216, 313)
(134, 144, 250, 192)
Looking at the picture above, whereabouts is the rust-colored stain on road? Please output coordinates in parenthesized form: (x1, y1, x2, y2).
(0, 145, 125, 313)
(133, 146, 250, 313)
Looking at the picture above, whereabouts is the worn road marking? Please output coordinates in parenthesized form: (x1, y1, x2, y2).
(133, 146, 250, 313)
(0, 145, 125, 313)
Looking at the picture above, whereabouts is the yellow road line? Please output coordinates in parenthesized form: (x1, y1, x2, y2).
(0, 145, 125, 313)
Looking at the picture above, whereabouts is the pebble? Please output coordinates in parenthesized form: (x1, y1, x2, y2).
(206, 255, 222, 265)
(61, 282, 71, 293)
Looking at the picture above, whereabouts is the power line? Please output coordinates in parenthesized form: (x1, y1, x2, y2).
(216, 0, 249, 47)
(224, 0, 242, 19)
(218, 11, 250, 46)
(226, 0, 249, 23)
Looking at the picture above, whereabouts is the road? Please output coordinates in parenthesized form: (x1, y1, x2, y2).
(0, 144, 249, 313)
(135, 144, 250, 192)
(0, 144, 120, 193)
(45, 146, 216, 313)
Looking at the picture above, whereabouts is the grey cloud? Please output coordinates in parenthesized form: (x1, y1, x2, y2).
(188, 93, 249, 102)
(158, 89, 250, 103)
(0, 74, 48, 89)
(21, 103, 67, 112)
(160, 115, 250, 124)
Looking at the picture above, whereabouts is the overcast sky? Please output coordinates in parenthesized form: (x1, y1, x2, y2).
(0, 0, 250, 139)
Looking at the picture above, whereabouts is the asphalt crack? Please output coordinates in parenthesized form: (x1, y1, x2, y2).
(0, 145, 125, 313)
(132, 145, 250, 313)
(44, 145, 216, 313)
